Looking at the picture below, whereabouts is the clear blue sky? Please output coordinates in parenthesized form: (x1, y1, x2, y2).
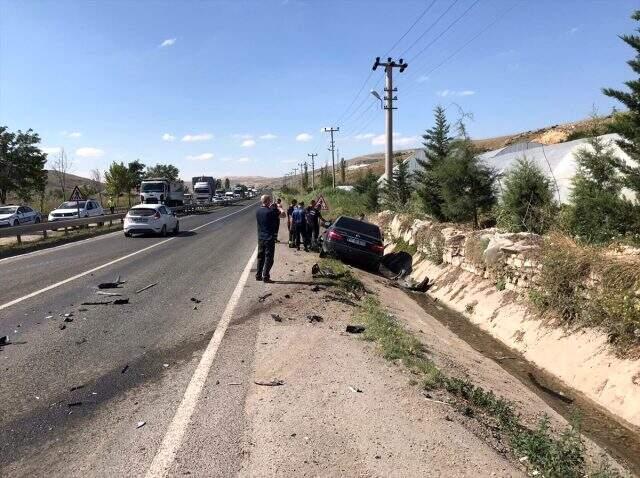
(0, 0, 637, 180)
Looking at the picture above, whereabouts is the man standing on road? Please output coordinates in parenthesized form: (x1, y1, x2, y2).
(256, 194, 285, 283)
(108, 197, 115, 214)
(286, 199, 297, 247)
(292, 201, 308, 251)
(306, 199, 325, 251)
(271, 198, 283, 243)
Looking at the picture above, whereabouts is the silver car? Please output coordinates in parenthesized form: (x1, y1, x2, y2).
(0, 205, 42, 227)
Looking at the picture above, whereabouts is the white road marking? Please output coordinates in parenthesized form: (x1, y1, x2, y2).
(0, 202, 258, 311)
(0, 205, 233, 265)
(145, 246, 258, 478)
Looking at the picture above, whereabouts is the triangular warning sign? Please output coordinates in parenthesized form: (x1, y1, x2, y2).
(68, 186, 85, 202)
(315, 194, 329, 211)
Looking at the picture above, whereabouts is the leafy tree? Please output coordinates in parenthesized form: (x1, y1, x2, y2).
(105, 162, 132, 204)
(0, 126, 47, 204)
(340, 158, 346, 183)
(602, 9, 640, 195)
(382, 157, 412, 211)
(128, 159, 146, 192)
(354, 170, 380, 212)
(215, 178, 222, 189)
(320, 163, 333, 188)
(51, 147, 72, 197)
(224, 177, 230, 190)
(145, 163, 179, 181)
(415, 106, 454, 219)
(498, 157, 555, 234)
(434, 139, 497, 228)
(564, 133, 634, 243)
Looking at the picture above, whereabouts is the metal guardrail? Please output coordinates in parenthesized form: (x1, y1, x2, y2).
(0, 198, 249, 243)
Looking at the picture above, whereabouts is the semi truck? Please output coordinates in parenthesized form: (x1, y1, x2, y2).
(140, 178, 185, 207)
(191, 176, 216, 204)
(233, 186, 245, 198)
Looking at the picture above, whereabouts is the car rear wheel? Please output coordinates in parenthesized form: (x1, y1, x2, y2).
(160, 225, 167, 237)
(173, 221, 180, 234)
(124, 231, 131, 237)
(11, 220, 18, 227)
(35, 217, 41, 224)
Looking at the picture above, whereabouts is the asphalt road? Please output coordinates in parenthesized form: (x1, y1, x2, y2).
(0, 200, 263, 476)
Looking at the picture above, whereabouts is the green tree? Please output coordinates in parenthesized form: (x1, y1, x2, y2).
(215, 178, 222, 189)
(224, 177, 230, 190)
(498, 157, 555, 234)
(320, 163, 333, 188)
(564, 132, 634, 243)
(602, 9, 640, 195)
(415, 106, 454, 219)
(145, 163, 179, 181)
(302, 163, 309, 190)
(105, 162, 132, 205)
(340, 158, 346, 183)
(128, 159, 146, 192)
(382, 157, 413, 211)
(434, 139, 497, 228)
(354, 170, 380, 212)
(0, 126, 47, 204)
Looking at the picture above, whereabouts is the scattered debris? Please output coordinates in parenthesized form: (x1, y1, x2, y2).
(311, 263, 339, 279)
(310, 285, 324, 293)
(348, 386, 363, 393)
(190, 297, 202, 304)
(113, 298, 129, 305)
(62, 313, 73, 318)
(136, 283, 158, 294)
(163, 363, 169, 368)
(96, 291, 121, 297)
(284, 294, 291, 299)
(75, 338, 87, 345)
(98, 282, 121, 289)
(67, 401, 83, 407)
(59, 324, 66, 330)
(0, 335, 11, 346)
(121, 365, 129, 374)
(254, 379, 285, 387)
(307, 315, 323, 323)
(258, 293, 273, 303)
(63, 317, 74, 323)
(81, 301, 112, 306)
(527, 372, 574, 404)
(45, 315, 53, 319)
(324, 295, 357, 307)
(271, 314, 283, 322)
(345, 325, 366, 334)
(228, 382, 242, 386)
(193, 306, 198, 310)
(136, 421, 146, 429)
(78, 308, 88, 312)
(69, 385, 85, 392)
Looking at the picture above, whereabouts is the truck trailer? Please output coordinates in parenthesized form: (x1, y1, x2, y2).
(192, 176, 216, 204)
(140, 178, 185, 207)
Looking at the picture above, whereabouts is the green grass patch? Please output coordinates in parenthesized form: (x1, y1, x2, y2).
(392, 238, 418, 256)
(318, 258, 366, 297)
(351, 294, 622, 478)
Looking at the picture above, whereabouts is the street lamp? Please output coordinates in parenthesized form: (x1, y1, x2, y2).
(370, 89, 383, 109)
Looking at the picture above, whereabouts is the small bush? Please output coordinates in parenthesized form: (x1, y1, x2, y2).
(393, 238, 418, 256)
(464, 234, 490, 267)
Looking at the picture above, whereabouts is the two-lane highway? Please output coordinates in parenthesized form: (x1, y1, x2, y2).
(0, 200, 260, 475)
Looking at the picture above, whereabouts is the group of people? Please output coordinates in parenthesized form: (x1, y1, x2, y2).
(286, 198, 325, 252)
(254, 194, 326, 282)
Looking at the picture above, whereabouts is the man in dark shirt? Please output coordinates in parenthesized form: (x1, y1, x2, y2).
(305, 199, 325, 250)
(286, 199, 297, 247)
(256, 194, 285, 282)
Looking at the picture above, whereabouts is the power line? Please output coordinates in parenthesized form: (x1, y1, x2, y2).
(383, 0, 438, 57)
(407, 0, 482, 64)
(398, 0, 462, 59)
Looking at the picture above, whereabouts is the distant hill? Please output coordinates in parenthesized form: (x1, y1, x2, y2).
(44, 170, 103, 196)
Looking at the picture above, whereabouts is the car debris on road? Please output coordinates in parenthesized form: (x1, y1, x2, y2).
(136, 283, 158, 294)
(254, 379, 285, 387)
(345, 325, 366, 334)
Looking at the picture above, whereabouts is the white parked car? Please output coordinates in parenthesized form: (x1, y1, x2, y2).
(0, 205, 42, 227)
(124, 204, 179, 237)
(48, 200, 104, 221)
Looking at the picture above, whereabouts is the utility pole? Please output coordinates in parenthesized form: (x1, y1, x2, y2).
(324, 127, 339, 189)
(372, 56, 408, 183)
(307, 153, 317, 190)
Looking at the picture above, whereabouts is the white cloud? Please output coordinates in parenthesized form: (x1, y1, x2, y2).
(371, 133, 419, 147)
(296, 133, 313, 142)
(41, 146, 62, 155)
(241, 139, 256, 148)
(355, 133, 375, 140)
(181, 133, 213, 142)
(186, 153, 214, 161)
(237, 157, 250, 163)
(436, 89, 475, 97)
(569, 26, 579, 34)
(160, 38, 176, 47)
(162, 133, 176, 142)
(66, 131, 82, 138)
(416, 75, 430, 83)
(259, 133, 277, 140)
(75, 147, 105, 158)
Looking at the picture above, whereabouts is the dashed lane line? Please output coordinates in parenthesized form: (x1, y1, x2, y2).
(0, 202, 258, 311)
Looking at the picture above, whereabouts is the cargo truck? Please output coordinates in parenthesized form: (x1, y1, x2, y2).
(192, 176, 216, 204)
(140, 178, 185, 207)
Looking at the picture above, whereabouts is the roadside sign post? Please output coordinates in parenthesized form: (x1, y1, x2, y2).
(68, 186, 85, 222)
(315, 194, 329, 211)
